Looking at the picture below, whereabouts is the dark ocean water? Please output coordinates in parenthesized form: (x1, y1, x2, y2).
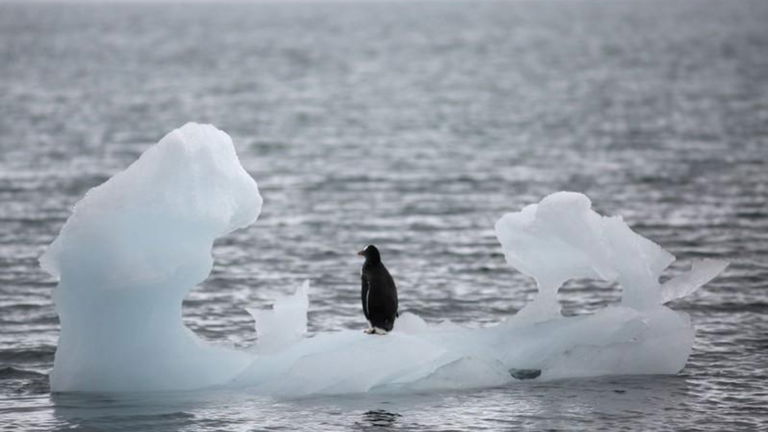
(1, 0, 767, 430)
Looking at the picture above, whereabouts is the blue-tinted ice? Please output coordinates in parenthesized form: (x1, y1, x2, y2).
(40, 124, 727, 395)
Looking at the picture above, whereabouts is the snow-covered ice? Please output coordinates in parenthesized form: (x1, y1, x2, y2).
(40, 123, 727, 395)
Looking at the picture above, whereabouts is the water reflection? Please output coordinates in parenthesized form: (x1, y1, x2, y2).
(359, 409, 402, 429)
(505, 375, 694, 430)
(51, 390, 217, 432)
(43, 375, 696, 430)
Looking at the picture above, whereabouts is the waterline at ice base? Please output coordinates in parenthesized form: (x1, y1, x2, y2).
(40, 123, 728, 396)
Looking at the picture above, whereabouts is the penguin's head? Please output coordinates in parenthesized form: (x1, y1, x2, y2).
(357, 244, 381, 262)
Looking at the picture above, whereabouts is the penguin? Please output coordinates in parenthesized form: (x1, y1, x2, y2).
(357, 245, 398, 335)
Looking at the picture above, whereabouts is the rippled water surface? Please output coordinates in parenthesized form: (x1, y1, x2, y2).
(1, 0, 767, 430)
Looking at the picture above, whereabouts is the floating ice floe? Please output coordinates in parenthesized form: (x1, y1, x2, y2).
(40, 123, 727, 395)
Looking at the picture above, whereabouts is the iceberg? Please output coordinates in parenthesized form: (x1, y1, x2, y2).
(41, 123, 727, 395)
(40, 123, 260, 392)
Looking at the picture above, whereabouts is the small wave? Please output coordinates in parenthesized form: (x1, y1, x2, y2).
(0, 367, 50, 395)
(685, 301, 768, 313)
(0, 347, 55, 363)
(0, 366, 47, 380)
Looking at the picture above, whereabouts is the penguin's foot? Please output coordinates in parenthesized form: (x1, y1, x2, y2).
(372, 327, 388, 335)
(363, 328, 375, 334)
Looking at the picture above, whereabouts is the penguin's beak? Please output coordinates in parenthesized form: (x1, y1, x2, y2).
(357, 249, 365, 256)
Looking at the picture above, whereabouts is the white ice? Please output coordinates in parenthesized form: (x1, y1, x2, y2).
(247, 280, 309, 353)
(41, 123, 728, 395)
(40, 123, 260, 392)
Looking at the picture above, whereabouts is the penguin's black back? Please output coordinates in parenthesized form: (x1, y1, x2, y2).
(360, 246, 398, 331)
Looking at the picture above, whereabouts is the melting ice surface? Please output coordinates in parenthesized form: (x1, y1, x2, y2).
(40, 123, 727, 395)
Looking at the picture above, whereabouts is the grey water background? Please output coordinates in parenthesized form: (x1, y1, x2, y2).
(1, 0, 767, 430)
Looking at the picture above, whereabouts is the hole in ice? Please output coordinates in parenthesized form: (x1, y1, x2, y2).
(558, 279, 622, 317)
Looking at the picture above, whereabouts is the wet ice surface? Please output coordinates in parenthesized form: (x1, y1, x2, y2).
(1, 0, 767, 430)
